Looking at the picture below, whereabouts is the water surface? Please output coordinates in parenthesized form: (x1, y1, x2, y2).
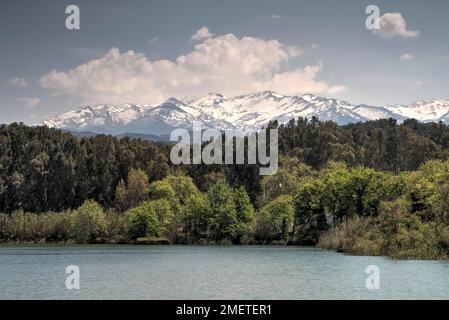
(0, 245, 448, 299)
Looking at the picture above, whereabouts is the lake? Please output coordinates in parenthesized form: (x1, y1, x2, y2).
(0, 245, 448, 300)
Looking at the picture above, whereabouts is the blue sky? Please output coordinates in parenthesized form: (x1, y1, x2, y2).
(1, 0, 448, 124)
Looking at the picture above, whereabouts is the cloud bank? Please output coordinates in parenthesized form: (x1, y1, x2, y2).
(40, 29, 345, 105)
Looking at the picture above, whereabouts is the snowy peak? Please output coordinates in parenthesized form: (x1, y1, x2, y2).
(40, 92, 449, 136)
(385, 99, 449, 122)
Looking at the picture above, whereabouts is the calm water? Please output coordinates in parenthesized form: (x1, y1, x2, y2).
(0, 245, 448, 300)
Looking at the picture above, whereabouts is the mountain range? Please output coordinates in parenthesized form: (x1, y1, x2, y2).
(40, 91, 449, 136)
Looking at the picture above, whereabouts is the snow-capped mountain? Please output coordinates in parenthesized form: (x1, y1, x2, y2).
(40, 92, 449, 136)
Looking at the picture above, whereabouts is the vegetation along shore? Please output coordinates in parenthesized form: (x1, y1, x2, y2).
(1, 118, 449, 259)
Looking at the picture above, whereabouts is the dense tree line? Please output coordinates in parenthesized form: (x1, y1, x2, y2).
(0, 123, 170, 213)
(1, 118, 449, 214)
(278, 117, 449, 172)
(1, 119, 449, 258)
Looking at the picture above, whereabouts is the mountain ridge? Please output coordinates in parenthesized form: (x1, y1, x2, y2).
(40, 92, 449, 136)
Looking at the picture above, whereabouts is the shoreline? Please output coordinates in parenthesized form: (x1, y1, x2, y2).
(1, 242, 448, 261)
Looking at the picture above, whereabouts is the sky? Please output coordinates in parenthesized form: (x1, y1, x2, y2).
(1, 0, 448, 124)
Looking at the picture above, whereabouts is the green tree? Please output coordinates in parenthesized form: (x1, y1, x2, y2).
(233, 186, 255, 243)
(293, 183, 327, 245)
(151, 198, 176, 240)
(149, 175, 212, 243)
(125, 201, 161, 239)
(260, 157, 315, 205)
(409, 160, 449, 223)
(347, 167, 405, 217)
(114, 179, 128, 212)
(207, 181, 238, 243)
(254, 195, 295, 243)
(114, 168, 149, 211)
(319, 161, 353, 223)
(183, 192, 211, 242)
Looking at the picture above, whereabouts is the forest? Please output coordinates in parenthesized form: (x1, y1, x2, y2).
(1, 117, 449, 259)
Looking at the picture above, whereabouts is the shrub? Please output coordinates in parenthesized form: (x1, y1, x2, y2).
(319, 217, 382, 255)
(105, 211, 128, 243)
(319, 198, 449, 259)
(0, 211, 72, 242)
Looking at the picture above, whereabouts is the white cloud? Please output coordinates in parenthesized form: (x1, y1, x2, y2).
(17, 97, 40, 107)
(312, 43, 319, 49)
(191, 27, 214, 41)
(254, 62, 346, 95)
(40, 30, 345, 105)
(400, 53, 414, 61)
(9, 77, 28, 87)
(373, 13, 420, 38)
(269, 14, 282, 20)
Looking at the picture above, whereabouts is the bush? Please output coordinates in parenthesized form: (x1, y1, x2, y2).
(319, 198, 449, 259)
(104, 211, 128, 243)
(71, 200, 107, 243)
(0, 211, 72, 242)
(319, 217, 381, 255)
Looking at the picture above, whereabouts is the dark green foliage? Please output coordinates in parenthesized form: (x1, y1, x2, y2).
(278, 117, 448, 171)
(1, 118, 449, 213)
(0, 123, 169, 213)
